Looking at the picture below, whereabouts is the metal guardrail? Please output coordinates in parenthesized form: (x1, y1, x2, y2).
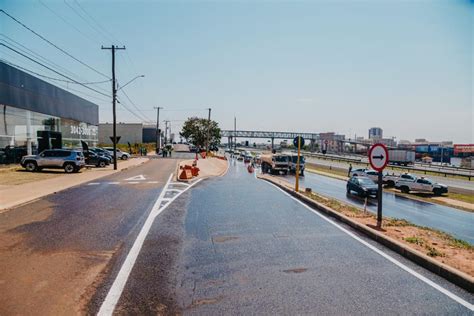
(303, 152, 473, 180)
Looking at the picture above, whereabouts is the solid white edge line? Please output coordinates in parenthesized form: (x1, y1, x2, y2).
(263, 180, 474, 311)
(97, 174, 203, 316)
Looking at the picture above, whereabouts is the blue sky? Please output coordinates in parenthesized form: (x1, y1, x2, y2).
(1, 0, 472, 143)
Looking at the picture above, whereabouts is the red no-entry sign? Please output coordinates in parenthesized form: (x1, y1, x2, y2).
(368, 143, 389, 172)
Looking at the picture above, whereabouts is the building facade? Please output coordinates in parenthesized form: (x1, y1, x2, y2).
(0, 62, 99, 164)
(368, 127, 383, 140)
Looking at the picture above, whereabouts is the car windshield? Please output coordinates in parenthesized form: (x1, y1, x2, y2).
(358, 178, 375, 185)
(275, 156, 288, 162)
(291, 156, 305, 163)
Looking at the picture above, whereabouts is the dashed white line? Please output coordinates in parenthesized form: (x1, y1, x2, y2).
(108, 182, 120, 185)
(127, 182, 139, 184)
(87, 182, 100, 186)
(264, 181, 474, 311)
(98, 175, 202, 316)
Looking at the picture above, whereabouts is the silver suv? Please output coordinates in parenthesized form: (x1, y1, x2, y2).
(21, 149, 85, 173)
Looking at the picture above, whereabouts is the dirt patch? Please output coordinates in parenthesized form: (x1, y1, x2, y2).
(0, 169, 64, 186)
(0, 232, 112, 315)
(260, 174, 474, 278)
(191, 296, 223, 308)
(0, 200, 55, 232)
(283, 268, 308, 274)
(212, 236, 239, 243)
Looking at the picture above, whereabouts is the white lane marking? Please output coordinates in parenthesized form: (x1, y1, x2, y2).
(127, 182, 139, 184)
(264, 181, 474, 311)
(125, 174, 146, 181)
(170, 182, 189, 186)
(88, 182, 100, 185)
(98, 175, 203, 316)
(108, 182, 120, 185)
(147, 181, 159, 184)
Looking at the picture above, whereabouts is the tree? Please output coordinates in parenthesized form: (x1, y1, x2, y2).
(180, 117, 221, 149)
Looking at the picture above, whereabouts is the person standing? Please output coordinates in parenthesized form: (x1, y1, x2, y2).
(348, 163, 353, 177)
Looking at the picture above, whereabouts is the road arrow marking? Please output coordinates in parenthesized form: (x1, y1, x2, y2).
(125, 174, 146, 181)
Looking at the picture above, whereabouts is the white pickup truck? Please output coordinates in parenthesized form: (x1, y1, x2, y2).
(395, 174, 448, 195)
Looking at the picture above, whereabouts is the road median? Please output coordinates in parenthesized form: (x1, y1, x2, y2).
(258, 173, 474, 293)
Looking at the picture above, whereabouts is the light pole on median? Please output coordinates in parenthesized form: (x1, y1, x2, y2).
(154, 107, 163, 154)
(117, 75, 145, 91)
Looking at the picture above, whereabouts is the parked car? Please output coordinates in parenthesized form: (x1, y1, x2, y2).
(90, 147, 114, 163)
(103, 147, 131, 160)
(349, 168, 367, 177)
(346, 176, 378, 198)
(84, 151, 109, 168)
(395, 175, 448, 195)
(21, 149, 85, 173)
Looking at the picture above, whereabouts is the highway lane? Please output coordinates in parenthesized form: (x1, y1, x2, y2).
(283, 171, 474, 244)
(0, 157, 184, 315)
(306, 157, 474, 193)
(109, 161, 473, 314)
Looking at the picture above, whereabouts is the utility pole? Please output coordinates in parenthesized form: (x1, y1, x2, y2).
(102, 45, 125, 170)
(164, 120, 170, 145)
(234, 116, 236, 151)
(206, 108, 212, 153)
(154, 107, 163, 154)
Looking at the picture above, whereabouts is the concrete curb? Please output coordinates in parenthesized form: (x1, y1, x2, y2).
(259, 175, 474, 293)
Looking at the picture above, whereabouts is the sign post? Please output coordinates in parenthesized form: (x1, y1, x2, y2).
(293, 136, 305, 192)
(368, 143, 389, 228)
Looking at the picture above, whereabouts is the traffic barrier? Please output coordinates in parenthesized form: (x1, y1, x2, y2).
(192, 167, 200, 177)
(200, 151, 207, 159)
(179, 168, 193, 180)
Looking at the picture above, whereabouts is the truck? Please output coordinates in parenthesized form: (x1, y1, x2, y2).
(261, 154, 290, 175)
(395, 174, 448, 195)
(288, 154, 305, 176)
(388, 150, 415, 166)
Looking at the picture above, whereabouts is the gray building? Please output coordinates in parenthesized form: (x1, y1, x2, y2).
(0, 61, 99, 163)
(98, 123, 143, 145)
(369, 127, 383, 140)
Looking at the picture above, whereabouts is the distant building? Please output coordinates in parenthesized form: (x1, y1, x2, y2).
(99, 123, 143, 145)
(319, 132, 345, 152)
(368, 127, 383, 140)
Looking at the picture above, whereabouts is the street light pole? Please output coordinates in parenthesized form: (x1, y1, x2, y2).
(154, 107, 162, 154)
(102, 45, 125, 170)
(206, 108, 212, 153)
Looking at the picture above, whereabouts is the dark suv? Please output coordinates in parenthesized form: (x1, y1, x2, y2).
(21, 149, 85, 173)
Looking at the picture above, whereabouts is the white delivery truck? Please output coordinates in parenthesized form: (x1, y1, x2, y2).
(388, 150, 415, 166)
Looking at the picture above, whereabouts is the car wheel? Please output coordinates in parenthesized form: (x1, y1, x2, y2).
(401, 186, 410, 194)
(25, 161, 37, 172)
(433, 188, 442, 196)
(64, 163, 75, 174)
(98, 160, 106, 168)
(121, 155, 128, 160)
(387, 180, 395, 187)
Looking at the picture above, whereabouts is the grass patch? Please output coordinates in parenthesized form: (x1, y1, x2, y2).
(404, 236, 425, 246)
(445, 192, 474, 204)
(426, 246, 445, 257)
(448, 238, 473, 250)
(384, 218, 411, 227)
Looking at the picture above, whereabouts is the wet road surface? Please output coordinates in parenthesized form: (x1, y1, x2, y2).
(110, 161, 473, 314)
(283, 171, 474, 244)
(0, 157, 182, 315)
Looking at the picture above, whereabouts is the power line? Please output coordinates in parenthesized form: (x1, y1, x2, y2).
(37, 0, 101, 45)
(0, 43, 111, 98)
(119, 88, 151, 122)
(0, 9, 110, 80)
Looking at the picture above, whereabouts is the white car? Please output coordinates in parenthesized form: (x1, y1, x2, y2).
(395, 175, 448, 195)
(104, 147, 131, 160)
(349, 168, 367, 177)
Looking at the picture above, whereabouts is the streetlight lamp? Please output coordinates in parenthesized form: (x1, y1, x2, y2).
(117, 75, 145, 91)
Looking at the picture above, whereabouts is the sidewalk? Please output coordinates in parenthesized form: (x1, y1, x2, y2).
(0, 158, 149, 212)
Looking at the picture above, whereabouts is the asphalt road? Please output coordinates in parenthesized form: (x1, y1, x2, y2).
(283, 171, 474, 244)
(0, 157, 184, 315)
(306, 157, 474, 193)
(104, 160, 473, 314)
